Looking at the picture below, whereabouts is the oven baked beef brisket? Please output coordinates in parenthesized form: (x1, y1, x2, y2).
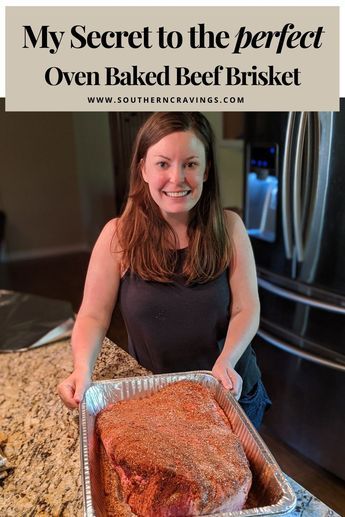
(96, 380, 252, 516)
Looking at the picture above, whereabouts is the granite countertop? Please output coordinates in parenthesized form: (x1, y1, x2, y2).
(0, 338, 340, 516)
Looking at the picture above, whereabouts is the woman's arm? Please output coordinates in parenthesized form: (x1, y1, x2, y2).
(212, 210, 260, 398)
(58, 219, 121, 409)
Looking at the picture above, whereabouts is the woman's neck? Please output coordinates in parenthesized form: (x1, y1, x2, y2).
(163, 212, 189, 249)
(174, 226, 189, 249)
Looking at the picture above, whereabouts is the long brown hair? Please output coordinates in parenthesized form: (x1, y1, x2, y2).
(116, 112, 232, 283)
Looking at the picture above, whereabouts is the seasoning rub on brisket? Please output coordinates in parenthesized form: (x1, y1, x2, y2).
(96, 380, 252, 516)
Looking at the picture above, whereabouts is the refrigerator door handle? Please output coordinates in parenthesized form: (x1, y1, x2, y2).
(292, 112, 308, 262)
(302, 113, 320, 246)
(258, 277, 345, 314)
(258, 328, 345, 372)
(281, 112, 295, 260)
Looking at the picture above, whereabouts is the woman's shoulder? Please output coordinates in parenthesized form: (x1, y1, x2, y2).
(223, 209, 245, 235)
(97, 217, 118, 242)
(94, 218, 122, 256)
(101, 217, 120, 232)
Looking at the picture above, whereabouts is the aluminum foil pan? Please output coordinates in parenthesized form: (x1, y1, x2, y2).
(80, 371, 296, 516)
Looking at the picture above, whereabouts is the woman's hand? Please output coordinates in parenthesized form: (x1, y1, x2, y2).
(57, 370, 91, 410)
(212, 354, 243, 400)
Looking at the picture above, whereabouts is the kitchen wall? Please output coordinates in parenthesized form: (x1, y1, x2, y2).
(203, 112, 244, 211)
(0, 100, 115, 261)
(73, 112, 115, 247)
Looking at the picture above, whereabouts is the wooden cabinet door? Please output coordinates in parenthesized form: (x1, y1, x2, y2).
(109, 112, 152, 214)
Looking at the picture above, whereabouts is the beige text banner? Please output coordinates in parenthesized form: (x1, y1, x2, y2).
(6, 6, 339, 111)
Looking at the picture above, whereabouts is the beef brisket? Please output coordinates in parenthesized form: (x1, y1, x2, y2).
(96, 380, 252, 516)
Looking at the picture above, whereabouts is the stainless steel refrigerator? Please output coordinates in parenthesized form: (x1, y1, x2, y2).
(244, 101, 345, 481)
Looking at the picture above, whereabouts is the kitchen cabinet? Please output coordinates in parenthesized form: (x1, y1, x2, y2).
(223, 112, 245, 140)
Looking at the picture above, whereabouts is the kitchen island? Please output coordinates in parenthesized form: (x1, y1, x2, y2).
(0, 338, 340, 516)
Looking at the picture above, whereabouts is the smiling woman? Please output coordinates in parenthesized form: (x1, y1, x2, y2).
(141, 131, 208, 227)
(118, 112, 230, 283)
(58, 112, 271, 430)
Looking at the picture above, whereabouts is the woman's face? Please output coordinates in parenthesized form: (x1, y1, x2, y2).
(141, 130, 208, 222)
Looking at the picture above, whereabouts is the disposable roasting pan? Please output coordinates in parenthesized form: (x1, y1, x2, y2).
(80, 371, 296, 516)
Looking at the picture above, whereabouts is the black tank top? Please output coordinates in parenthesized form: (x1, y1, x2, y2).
(118, 249, 260, 396)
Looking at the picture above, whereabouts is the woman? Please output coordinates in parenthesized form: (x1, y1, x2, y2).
(58, 112, 270, 428)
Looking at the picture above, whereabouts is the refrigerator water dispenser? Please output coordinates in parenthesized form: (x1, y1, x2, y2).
(245, 144, 278, 243)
